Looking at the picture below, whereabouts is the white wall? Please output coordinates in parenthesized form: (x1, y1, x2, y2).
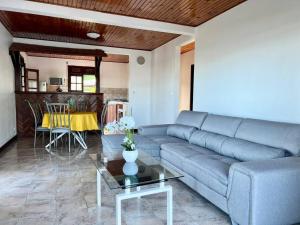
(194, 0, 300, 123)
(128, 52, 152, 126)
(0, 23, 16, 147)
(151, 35, 194, 124)
(25, 56, 129, 91)
(179, 50, 194, 111)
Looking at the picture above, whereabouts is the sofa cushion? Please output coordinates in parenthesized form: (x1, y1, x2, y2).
(201, 114, 242, 137)
(189, 130, 207, 147)
(160, 142, 216, 172)
(235, 119, 300, 156)
(189, 130, 229, 153)
(161, 143, 239, 197)
(167, 124, 196, 141)
(147, 135, 187, 145)
(220, 138, 286, 161)
(186, 154, 239, 196)
(175, 111, 208, 129)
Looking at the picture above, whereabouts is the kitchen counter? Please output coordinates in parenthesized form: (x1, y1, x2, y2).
(15, 91, 104, 137)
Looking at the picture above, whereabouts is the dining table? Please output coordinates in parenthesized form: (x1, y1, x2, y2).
(42, 111, 99, 150)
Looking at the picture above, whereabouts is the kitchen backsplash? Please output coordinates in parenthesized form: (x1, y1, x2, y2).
(100, 88, 128, 102)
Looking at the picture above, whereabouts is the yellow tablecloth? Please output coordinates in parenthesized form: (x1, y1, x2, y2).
(42, 112, 99, 132)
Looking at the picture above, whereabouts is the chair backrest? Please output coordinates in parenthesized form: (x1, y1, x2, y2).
(38, 103, 44, 118)
(25, 99, 43, 127)
(76, 101, 88, 112)
(46, 102, 70, 130)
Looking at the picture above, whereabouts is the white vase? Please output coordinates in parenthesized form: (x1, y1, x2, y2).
(123, 162, 138, 176)
(122, 149, 138, 162)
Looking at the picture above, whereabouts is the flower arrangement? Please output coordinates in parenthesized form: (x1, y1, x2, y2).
(105, 116, 136, 151)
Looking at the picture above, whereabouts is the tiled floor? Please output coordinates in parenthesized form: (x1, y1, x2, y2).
(0, 135, 230, 225)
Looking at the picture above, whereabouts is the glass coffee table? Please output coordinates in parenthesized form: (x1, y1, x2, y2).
(89, 151, 183, 225)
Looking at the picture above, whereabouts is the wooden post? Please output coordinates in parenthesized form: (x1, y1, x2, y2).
(9, 51, 25, 92)
(95, 56, 102, 93)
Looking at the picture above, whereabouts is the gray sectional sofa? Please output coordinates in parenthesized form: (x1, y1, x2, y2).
(101, 111, 300, 225)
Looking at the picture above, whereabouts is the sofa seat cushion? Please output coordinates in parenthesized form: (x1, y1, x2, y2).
(161, 142, 239, 196)
(167, 124, 196, 141)
(147, 135, 187, 145)
(160, 143, 216, 170)
(184, 154, 239, 196)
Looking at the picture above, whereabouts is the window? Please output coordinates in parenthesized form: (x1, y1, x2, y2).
(70, 75, 82, 92)
(68, 66, 96, 93)
(83, 75, 96, 93)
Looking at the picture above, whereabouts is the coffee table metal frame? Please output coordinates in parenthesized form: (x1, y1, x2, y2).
(97, 168, 173, 225)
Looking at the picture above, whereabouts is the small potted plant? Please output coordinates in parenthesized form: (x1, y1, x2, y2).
(105, 116, 137, 162)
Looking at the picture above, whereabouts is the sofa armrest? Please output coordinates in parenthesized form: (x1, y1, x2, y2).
(138, 124, 172, 136)
(227, 157, 300, 225)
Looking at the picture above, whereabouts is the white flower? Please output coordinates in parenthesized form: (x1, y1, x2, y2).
(105, 120, 118, 132)
(105, 117, 135, 133)
(118, 123, 126, 131)
(123, 136, 129, 143)
(120, 116, 135, 129)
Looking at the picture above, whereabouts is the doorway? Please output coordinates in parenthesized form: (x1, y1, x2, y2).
(179, 42, 195, 111)
(190, 64, 194, 111)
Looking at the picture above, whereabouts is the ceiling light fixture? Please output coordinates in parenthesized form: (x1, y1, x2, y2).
(87, 32, 100, 39)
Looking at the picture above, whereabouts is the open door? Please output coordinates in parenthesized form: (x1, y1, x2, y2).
(25, 69, 39, 92)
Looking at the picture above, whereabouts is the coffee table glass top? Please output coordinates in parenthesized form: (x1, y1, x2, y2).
(89, 151, 183, 190)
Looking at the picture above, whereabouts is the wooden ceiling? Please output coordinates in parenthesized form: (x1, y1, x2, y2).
(0, 11, 179, 51)
(26, 52, 129, 63)
(0, 1, 246, 50)
(30, 0, 246, 27)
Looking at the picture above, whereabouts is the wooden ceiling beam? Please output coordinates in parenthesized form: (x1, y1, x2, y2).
(26, 52, 130, 63)
(10, 43, 107, 57)
(0, 0, 195, 36)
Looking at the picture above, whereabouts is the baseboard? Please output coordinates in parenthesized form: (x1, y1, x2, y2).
(0, 135, 17, 155)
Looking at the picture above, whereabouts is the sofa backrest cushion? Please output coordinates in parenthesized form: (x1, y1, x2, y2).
(189, 130, 229, 153)
(167, 124, 196, 141)
(201, 114, 242, 137)
(220, 138, 286, 161)
(175, 111, 208, 129)
(235, 119, 300, 156)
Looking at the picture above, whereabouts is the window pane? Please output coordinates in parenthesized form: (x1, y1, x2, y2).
(77, 76, 82, 83)
(71, 76, 77, 83)
(28, 80, 37, 88)
(28, 71, 37, 79)
(83, 75, 96, 85)
(83, 75, 96, 93)
(71, 83, 76, 90)
(77, 84, 82, 91)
